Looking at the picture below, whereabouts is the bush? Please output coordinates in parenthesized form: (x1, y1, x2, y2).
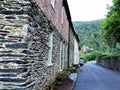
(46, 71, 66, 90)
(102, 52, 120, 58)
(46, 67, 77, 90)
(81, 51, 102, 62)
(46, 81, 56, 90)
(56, 71, 67, 81)
(107, 52, 120, 57)
(65, 67, 76, 73)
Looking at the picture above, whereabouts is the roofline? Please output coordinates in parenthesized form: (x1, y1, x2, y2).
(63, 0, 80, 42)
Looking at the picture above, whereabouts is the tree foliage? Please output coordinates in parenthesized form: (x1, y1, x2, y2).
(73, 20, 110, 52)
(101, 0, 120, 47)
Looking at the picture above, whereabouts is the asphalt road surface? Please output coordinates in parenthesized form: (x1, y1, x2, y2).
(74, 61, 120, 90)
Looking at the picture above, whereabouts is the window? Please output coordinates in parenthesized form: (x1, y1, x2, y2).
(61, 6, 64, 24)
(51, 0, 55, 8)
(47, 32, 53, 66)
(59, 41, 62, 70)
(62, 43, 65, 69)
(59, 41, 65, 70)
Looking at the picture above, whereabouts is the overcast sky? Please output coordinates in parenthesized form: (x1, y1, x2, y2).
(67, 0, 113, 21)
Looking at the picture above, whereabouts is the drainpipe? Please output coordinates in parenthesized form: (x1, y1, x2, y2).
(67, 24, 70, 68)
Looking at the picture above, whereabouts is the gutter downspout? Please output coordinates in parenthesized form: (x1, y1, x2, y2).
(67, 24, 70, 68)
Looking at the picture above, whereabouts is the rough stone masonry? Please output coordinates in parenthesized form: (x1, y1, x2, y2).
(96, 56, 120, 71)
(0, 0, 68, 89)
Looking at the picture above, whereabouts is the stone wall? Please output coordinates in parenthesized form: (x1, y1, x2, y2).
(0, 0, 68, 89)
(96, 56, 120, 71)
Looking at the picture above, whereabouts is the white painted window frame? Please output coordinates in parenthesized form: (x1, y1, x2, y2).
(61, 6, 64, 24)
(59, 41, 62, 70)
(62, 43, 65, 69)
(47, 32, 53, 66)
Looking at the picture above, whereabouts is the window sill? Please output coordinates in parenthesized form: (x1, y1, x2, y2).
(59, 69, 63, 71)
(47, 63, 54, 67)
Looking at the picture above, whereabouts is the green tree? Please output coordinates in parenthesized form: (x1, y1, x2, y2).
(73, 20, 110, 52)
(101, 0, 120, 47)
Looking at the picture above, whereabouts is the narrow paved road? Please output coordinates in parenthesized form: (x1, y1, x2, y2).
(74, 61, 120, 90)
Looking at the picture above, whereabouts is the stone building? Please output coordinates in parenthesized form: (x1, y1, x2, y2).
(0, 0, 80, 89)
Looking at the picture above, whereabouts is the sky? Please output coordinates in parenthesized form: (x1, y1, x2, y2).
(67, 0, 113, 21)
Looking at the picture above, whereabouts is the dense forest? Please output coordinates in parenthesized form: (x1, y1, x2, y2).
(73, 20, 110, 53)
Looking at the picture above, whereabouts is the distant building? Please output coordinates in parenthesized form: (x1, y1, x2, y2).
(0, 0, 80, 89)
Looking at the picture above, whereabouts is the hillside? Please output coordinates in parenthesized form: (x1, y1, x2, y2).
(73, 20, 109, 52)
